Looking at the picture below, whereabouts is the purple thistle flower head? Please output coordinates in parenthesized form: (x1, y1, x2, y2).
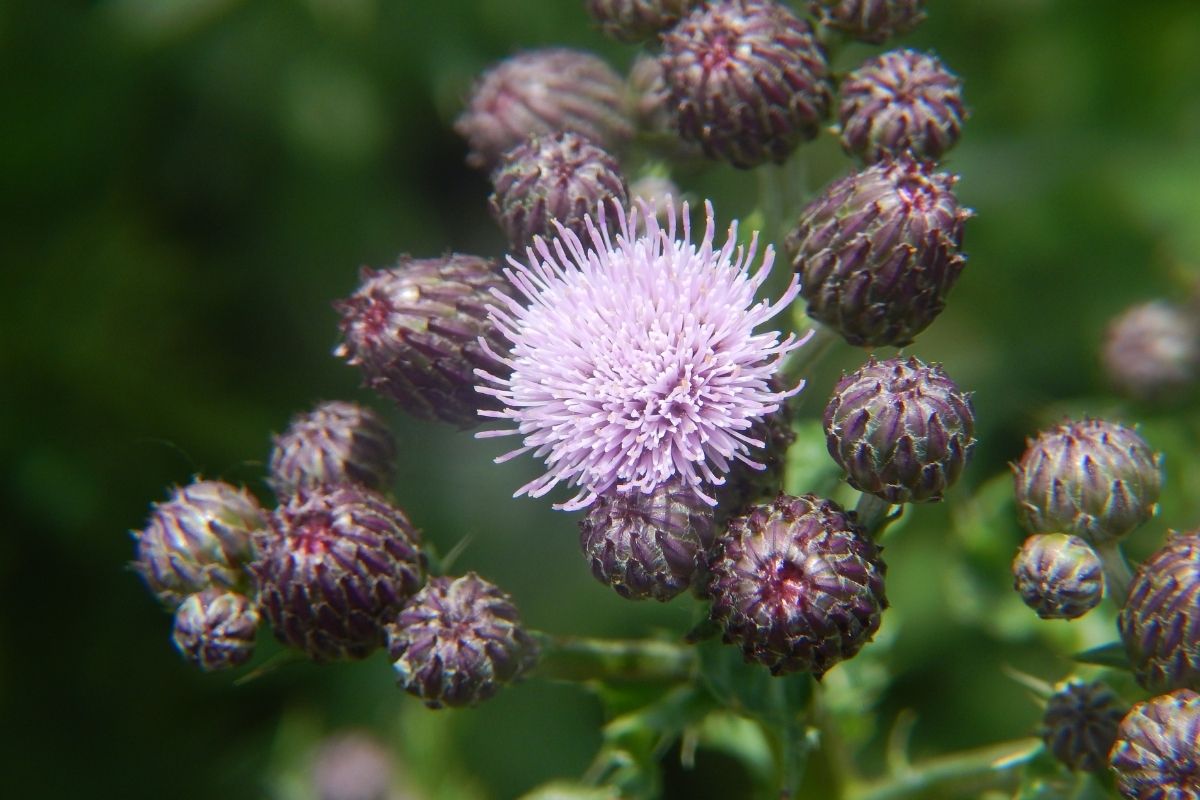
(476, 200, 805, 511)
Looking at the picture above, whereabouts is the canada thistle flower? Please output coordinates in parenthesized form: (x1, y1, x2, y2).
(476, 200, 804, 511)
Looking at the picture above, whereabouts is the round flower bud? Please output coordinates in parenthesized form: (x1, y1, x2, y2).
(334, 255, 511, 428)
(1110, 689, 1200, 799)
(1041, 680, 1126, 773)
(810, 0, 927, 45)
(787, 156, 970, 347)
(386, 573, 538, 708)
(489, 132, 629, 253)
(1102, 300, 1200, 404)
(715, 392, 796, 521)
(839, 49, 966, 164)
(579, 482, 716, 602)
(133, 479, 266, 608)
(1013, 419, 1161, 545)
(824, 356, 974, 503)
(1012, 533, 1104, 620)
(268, 401, 397, 497)
(254, 485, 425, 662)
(586, 0, 701, 43)
(707, 493, 887, 676)
(660, 0, 832, 169)
(454, 48, 632, 171)
(1118, 531, 1200, 693)
(171, 589, 260, 671)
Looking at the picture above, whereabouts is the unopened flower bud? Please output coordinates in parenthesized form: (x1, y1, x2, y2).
(627, 55, 704, 160)
(707, 494, 887, 676)
(386, 573, 537, 708)
(268, 401, 396, 497)
(254, 485, 424, 662)
(1110, 689, 1200, 799)
(824, 356, 974, 503)
(1012, 533, 1103, 620)
(1118, 531, 1200, 693)
(1041, 680, 1126, 773)
(1102, 300, 1200, 404)
(455, 48, 632, 171)
(171, 589, 259, 671)
(133, 479, 265, 607)
(660, 0, 832, 168)
(839, 49, 965, 164)
(786, 156, 970, 347)
(586, 0, 701, 43)
(1013, 419, 1161, 545)
(489, 132, 628, 253)
(810, 0, 927, 44)
(334, 255, 511, 428)
(579, 483, 716, 602)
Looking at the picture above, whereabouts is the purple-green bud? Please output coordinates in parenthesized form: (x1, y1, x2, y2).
(810, 0, 927, 44)
(1013, 419, 1162, 545)
(1041, 680, 1126, 773)
(707, 494, 887, 676)
(132, 478, 265, 608)
(579, 483, 716, 602)
(1102, 300, 1200, 404)
(660, 0, 832, 169)
(334, 255, 511, 428)
(715, 393, 796, 520)
(786, 156, 970, 347)
(1118, 531, 1200, 693)
(824, 356, 974, 503)
(268, 401, 397, 497)
(1012, 533, 1104, 620)
(838, 49, 966, 164)
(171, 589, 260, 671)
(586, 0, 701, 43)
(1110, 689, 1200, 799)
(489, 132, 629, 253)
(454, 48, 632, 171)
(385, 573, 538, 708)
(254, 485, 425, 662)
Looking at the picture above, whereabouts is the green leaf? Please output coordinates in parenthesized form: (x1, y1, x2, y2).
(695, 637, 813, 727)
(1072, 642, 1131, 670)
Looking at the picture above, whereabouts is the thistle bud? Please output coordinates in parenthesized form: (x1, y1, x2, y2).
(1102, 300, 1200, 404)
(334, 255, 511, 428)
(268, 401, 397, 497)
(1110, 689, 1200, 799)
(454, 48, 632, 171)
(707, 494, 887, 676)
(786, 156, 970, 347)
(386, 573, 537, 708)
(171, 589, 260, 671)
(254, 485, 424, 662)
(133, 479, 265, 608)
(1118, 531, 1200, 693)
(810, 0, 927, 44)
(627, 55, 704, 161)
(579, 483, 716, 602)
(660, 0, 832, 169)
(586, 0, 701, 43)
(715, 393, 796, 520)
(1040, 680, 1126, 773)
(1012, 533, 1104, 620)
(824, 357, 974, 503)
(489, 132, 629, 253)
(1013, 419, 1161, 545)
(839, 49, 966, 164)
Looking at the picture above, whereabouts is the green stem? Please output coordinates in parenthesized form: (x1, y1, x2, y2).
(854, 493, 895, 539)
(1093, 539, 1134, 606)
(846, 738, 1042, 800)
(531, 632, 697, 684)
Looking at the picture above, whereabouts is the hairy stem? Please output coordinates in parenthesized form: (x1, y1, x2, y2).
(531, 633, 697, 684)
(846, 738, 1042, 800)
(854, 493, 895, 539)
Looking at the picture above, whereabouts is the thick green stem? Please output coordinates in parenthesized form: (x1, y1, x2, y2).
(1093, 539, 1134, 606)
(846, 738, 1042, 800)
(854, 493, 895, 539)
(531, 633, 697, 684)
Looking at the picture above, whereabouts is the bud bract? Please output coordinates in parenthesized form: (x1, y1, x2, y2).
(586, 0, 701, 43)
(268, 400, 396, 497)
(1012, 533, 1104, 620)
(810, 0, 927, 44)
(1110, 689, 1200, 800)
(1102, 300, 1200, 404)
(171, 589, 260, 671)
(1041, 680, 1126, 773)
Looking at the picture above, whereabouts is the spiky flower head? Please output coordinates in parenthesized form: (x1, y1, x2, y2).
(171, 589, 260, 671)
(268, 401, 397, 497)
(1110, 689, 1200, 799)
(579, 482, 716, 601)
(489, 132, 629, 254)
(659, 0, 832, 168)
(1013, 418, 1162, 545)
(1118, 531, 1200, 694)
(334, 254, 511, 428)
(133, 478, 265, 608)
(254, 485, 424, 662)
(824, 356, 974, 503)
(839, 49, 966, 164)
(1102, 300, 1200, 404)
(1041, 680, 1126, 773)
(786, 156, 970, 347)
(385, 573, 537, 708)
(586, 0, 702, 43)
(476, 200, 803, 511)
(707, 493, 887, 676)
(1012, 533, 1104, 620)
(454, 48, 632, 171)
(810, 0, 927, 44)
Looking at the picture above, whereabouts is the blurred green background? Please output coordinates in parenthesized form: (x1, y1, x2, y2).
(4, 0, 1200, 797)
